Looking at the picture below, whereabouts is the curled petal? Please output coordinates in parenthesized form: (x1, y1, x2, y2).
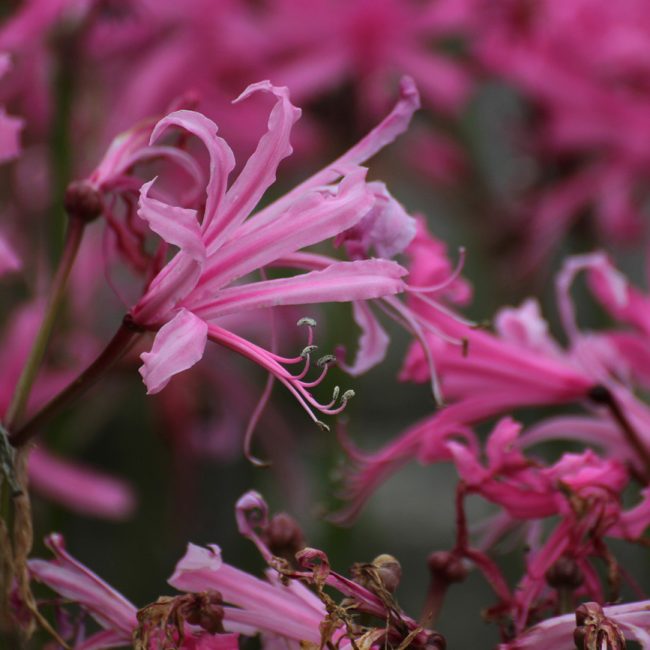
(138, 178, 204, 263)
(235, 490, 269, 538)
(150, 109, 235, 232)
(295, 548, 330, 585)
(171, 543, 224, 582)
(336, 301, 390, 376)
(336, 181, 417, 259)
(139, 309, 208, 394)
(209, 81, 301, 249)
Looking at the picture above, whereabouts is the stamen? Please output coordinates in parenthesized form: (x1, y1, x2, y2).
(406, 246, 466, 294)
(317, 354, 336, 368)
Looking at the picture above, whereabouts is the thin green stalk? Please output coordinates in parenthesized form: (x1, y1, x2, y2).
(10, 318, 143, 448)
(4, 217, 86, 430)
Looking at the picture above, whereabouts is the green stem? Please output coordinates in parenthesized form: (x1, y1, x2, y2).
(10, 318, 143, 448)
(4, 217, 86, 430)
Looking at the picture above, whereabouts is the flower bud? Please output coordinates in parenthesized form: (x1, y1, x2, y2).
(545, 556, 583, 590)
(263, 512, 305, 560)
(427, 551, 467, 584)
(64, 180, 103, 222)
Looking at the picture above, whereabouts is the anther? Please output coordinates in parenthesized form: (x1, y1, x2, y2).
(316, 420, 331, 432)
(300, 345, 318, 358)
(297, 317, 317, 328)
(341, 389, 355, 402)
(317, 354, 336, 368)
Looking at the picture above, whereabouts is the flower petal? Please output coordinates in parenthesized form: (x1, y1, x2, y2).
(29, 533, 137, 637)
(192, 260, 407, 321)
(138, 178, 204, 262)
(139, 309, 208, 394)
(336, 301, 390, 376)
(207, 82, 301, 249)
(150, 109, 235, 233)
(28, 447, 136, 520)
(199, 167, 374, 291)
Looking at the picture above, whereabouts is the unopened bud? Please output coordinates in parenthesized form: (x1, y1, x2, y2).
(263, 512, 306, 561)
(427, 551, 467, 584)
(545, 556, 583, 590)
(64, 180, 103, 222)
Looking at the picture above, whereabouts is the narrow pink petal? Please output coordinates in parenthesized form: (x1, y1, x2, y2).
(254, 76, 420, 226)
(336, 301, 389, 376)
(192, 260, 407, 321)
(149, 109, 235, 232)
(139, 309, 208, 394)
(28, 447, 136, 520)
(132, 252, 204, 325)
(200, 167, 374, 289)
(138, 178, 204, 262)
(207, 82, 301, 249)
(29, 533, 137, 636)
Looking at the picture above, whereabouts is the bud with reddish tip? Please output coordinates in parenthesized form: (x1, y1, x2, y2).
(64, 180, 104, 222)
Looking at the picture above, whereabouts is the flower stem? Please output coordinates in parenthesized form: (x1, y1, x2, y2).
(10, 316, 143, 448)
(4, 217, 86, 430)
(588, 384, 650, 482)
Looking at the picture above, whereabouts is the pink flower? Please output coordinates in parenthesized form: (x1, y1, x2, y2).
(29, 532, 239, 649)
(128, 79, 416, 426)
(502, 600, 650, 649)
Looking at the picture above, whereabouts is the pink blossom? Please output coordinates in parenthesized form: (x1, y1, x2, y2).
(467, 0, 650, 266)
(502, 600, 650, 649)
(128, 80, 416, 426)
(29, 532, 240, 649)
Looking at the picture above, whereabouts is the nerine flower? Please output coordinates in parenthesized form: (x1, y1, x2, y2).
(128, 79, 417, 426)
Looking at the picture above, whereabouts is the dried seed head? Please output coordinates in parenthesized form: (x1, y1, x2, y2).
(371, 554, 402, 593)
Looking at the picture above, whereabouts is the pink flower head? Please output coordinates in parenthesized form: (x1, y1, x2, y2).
(29, 532, 239, 649)
(170, 491, 442, 650)
(128, 79, 417, 427)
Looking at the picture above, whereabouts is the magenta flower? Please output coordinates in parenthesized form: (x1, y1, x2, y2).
(128, 79, 416, 426)
(170, 491, 442, 650)
(29, 532, 240, 649)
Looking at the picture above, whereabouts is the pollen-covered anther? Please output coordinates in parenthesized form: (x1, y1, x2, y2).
(300, 345, 318, 358)
(316, 354, 337, 368)
(340, 389, 355, 402)
(331, 386, 341, 401)
(297, 317, 317, 328)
